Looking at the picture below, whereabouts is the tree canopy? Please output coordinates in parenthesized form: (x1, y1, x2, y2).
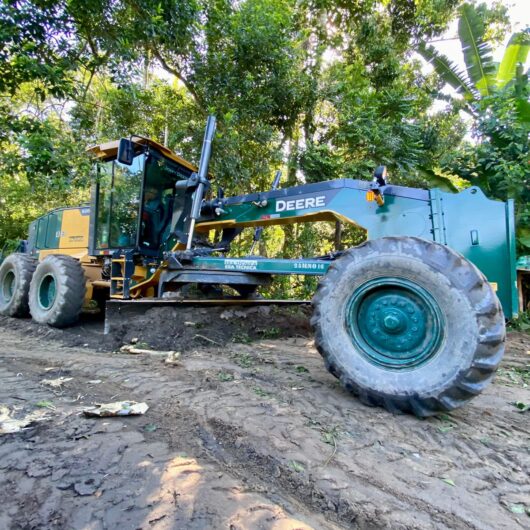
(0, 0, 528, 266)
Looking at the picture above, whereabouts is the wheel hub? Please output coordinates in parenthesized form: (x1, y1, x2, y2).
(1, 270, 15, 303)
(346, 278, 444, 369)
(38, 274, 57, 310)
(382, 310, 405, 333)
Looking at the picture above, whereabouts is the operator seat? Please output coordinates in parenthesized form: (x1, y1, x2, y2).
(142, 193, 175, 249)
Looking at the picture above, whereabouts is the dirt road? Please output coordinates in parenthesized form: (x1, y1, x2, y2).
(0, 315, 528, 529)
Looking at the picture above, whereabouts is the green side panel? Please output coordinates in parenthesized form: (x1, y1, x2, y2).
(506, 199, 519, 316)
(433, 187, 518, 318)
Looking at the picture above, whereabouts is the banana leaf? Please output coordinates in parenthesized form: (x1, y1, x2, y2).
(458, 3, 496, 96)
(497, 31, 530, 88)
(417, 43, 475, 100)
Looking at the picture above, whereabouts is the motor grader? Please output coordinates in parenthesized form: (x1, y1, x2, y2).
(0, 116, 518, 416)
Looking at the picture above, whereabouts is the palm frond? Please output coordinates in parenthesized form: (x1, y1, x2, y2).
(458, 3, 496, 96)
(417, 43, 475, 100)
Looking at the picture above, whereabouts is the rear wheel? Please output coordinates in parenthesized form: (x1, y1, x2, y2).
(0, 253, 37, 317)
(311, 236, 505, 416)
(29, 255, 86, 327)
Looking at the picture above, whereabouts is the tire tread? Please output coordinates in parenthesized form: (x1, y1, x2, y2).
(29, 255, 86, 327)
(311, 236, 505, 417)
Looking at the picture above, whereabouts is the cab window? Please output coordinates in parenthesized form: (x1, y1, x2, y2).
(95, 154, 145, 249)
(139, 153, 191, 250)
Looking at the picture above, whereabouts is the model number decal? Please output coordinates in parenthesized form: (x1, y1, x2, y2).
(276, 195, 326, 213)
(224, 259, 258, 271)
(293, 262, 326, 270)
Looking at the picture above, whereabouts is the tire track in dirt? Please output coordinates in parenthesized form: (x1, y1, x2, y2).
(0, 335, 342, 529)
(0, 326, 529, 529)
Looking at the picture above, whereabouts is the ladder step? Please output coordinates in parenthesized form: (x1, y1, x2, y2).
(110, 251, 133, 300)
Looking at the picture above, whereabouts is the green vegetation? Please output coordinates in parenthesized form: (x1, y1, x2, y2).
(252, 386, 271, 398)
(419, 3, 530, 250)
(1, 1, 528, 296)
(507, 311, 530, 332)
(217, 371, 234, 382)
(288, 460, 305, 473)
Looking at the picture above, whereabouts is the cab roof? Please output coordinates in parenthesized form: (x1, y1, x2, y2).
(87, 137, 198, 173)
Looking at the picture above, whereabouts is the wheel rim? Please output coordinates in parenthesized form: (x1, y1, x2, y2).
(38, 273, 57, 310)
(345, 277, 444, 370)
(1, 270, 16, 303)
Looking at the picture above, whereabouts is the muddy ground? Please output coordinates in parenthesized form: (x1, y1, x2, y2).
(0, 311, 528, 530)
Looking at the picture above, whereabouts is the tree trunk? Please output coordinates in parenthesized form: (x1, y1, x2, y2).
(282, 136, 299, 258)
(334, 221, 342, 251)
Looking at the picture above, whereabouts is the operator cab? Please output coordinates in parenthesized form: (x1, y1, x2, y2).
(88, 138, 197, 256)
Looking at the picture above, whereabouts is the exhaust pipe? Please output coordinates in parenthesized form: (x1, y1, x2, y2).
(186, 115, 217, 250)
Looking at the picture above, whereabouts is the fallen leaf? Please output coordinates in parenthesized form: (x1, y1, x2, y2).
(512, 401, 529, 412)
(35, 400, 56, 410)
(437, 425, 454, 433)
(288, 460, 305, 473)
(41, 377, 73, 388)
(83, 401, 148, 417)
(440, 477, 455, 486)
(0, 405, 51, 434)
(144, 423, 157, 432)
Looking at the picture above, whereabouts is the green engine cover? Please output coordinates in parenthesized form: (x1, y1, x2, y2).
(198, 179, 518, 318)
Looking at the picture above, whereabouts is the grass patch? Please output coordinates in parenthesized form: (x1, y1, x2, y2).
(496, 366, 530, 388)
(234, 352, 254, 368)
(232, 332, 252, 344)
(257, 327, 281, 339)
(253, 386, 271, 398)
(507, 311, 530, 332)
(288, 460, 305, 472)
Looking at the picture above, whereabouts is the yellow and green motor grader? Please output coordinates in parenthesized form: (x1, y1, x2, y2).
(0, 116, 518, 416)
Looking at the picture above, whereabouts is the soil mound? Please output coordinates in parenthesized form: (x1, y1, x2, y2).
(0, 304, 312, 352)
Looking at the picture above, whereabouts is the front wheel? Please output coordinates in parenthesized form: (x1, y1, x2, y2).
(311, 237, 505, 417)
(29, 255, 86, 327)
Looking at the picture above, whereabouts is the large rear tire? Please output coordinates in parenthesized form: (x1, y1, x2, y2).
(29, 255, 86, 327)
(0, 253, 37, 317)
(311, 237, 505, 417)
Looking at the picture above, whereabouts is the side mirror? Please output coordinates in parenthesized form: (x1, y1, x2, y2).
(117, 138, 135, 165)
(373, 165, 388, 187)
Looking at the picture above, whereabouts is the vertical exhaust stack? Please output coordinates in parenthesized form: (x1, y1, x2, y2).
(186, 115, 217, 250)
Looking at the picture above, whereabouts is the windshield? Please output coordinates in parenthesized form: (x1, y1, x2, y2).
(139, 152, 193, 251)
(95, 154, 145, 250)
